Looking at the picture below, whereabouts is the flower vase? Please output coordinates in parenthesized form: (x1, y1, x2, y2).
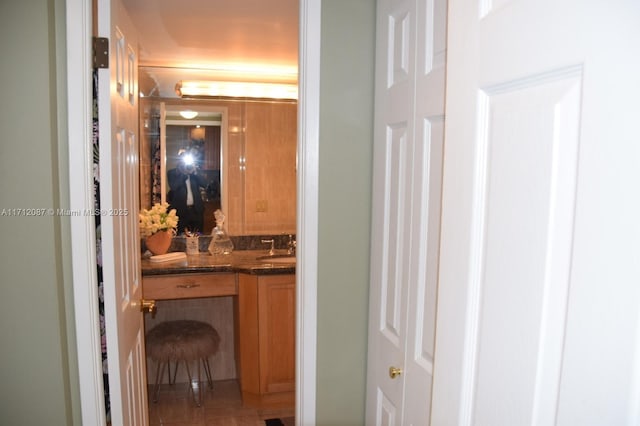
(145, 230, 173, 255)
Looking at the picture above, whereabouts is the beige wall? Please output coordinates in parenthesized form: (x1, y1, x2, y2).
(317, 1, 375, 425)
(0, 0, 375, 424)
(0, 0, 79, 425)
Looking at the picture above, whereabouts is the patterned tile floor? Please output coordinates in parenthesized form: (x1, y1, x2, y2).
(148, 379, 294, 426)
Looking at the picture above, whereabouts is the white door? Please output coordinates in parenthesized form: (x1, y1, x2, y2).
(366, 0, 447, 423)
(431, 1, 640, 425)
(98, 0, 148, 424)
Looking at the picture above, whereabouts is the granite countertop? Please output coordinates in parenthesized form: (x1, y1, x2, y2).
(141, 250, 296, 276)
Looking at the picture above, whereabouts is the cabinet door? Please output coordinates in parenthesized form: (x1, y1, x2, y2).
(258, 275, 296, 394)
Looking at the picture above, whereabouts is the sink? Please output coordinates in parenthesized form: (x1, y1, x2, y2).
(257, 254, 296, 264)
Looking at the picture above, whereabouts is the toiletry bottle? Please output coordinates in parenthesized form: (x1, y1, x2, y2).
(208, 209, 234, 254)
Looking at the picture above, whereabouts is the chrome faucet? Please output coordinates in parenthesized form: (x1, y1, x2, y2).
(261, 239, 275, 256)
(287, 234, 296, 255)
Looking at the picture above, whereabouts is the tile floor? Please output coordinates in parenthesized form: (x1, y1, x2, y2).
(148, 379, 295, 426)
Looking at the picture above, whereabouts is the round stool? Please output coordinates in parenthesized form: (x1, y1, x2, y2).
(146, 320, 221, 406)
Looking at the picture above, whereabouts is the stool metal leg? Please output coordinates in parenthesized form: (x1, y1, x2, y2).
(152, 359, 167, 403)
(170, 360, 179, 385)
(202, 357, 214, 389)
(197, 359, 203, 405)
(184, 360, 203, 407)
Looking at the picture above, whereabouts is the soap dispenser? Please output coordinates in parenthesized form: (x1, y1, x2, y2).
(208, 209, 234, 254)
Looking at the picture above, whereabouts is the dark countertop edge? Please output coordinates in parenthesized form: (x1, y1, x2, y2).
(233, 265, 296, 275)
(140, 251, 296, 276)
(141, 265, 235, 276)
(142, 264, 295, 276)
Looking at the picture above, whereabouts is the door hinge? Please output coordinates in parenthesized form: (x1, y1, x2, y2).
(92, 37, 109, 69)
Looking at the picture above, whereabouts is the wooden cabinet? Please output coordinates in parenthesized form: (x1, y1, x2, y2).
(235, 102, 297, 236)
(238, 273, 295, 408)
(141, 270, 295, 408)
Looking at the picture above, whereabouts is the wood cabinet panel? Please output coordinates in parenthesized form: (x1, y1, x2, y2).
(238, 274, 261, 392)
(258, 275, 296, 393)
(238, 273, 295, 408)
(243, 102, 297, 235)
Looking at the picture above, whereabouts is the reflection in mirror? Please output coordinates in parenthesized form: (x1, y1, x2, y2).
(139, 100, 227, 235)
(139, 69, 298, 237)
(164, 107, 223, 234)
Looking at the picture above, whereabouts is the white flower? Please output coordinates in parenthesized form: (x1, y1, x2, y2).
(139, 202, 178, 237)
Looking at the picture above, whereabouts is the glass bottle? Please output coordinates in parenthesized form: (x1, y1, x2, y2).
(208, 209, 234, 254)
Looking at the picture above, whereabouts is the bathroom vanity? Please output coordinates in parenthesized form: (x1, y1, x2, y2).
(141, 251, 295, 408)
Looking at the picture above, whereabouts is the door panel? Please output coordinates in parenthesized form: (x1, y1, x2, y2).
(367, 0, 416, 421)
(432, 1, 640, 424)
(382, 124, 411, 345)
(99, 0, 147, 424)
(402, 0, 446, 422)
(403, 115, 443, 425)
(472, 72, 581, 425)
(367, 0, 447, 423)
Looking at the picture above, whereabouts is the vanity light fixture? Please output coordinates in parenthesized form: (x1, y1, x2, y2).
(175, 80, 298, 100)
(179, 110, 198, 119)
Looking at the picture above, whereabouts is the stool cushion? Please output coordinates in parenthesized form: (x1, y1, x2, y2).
(146, 320, 220, 362)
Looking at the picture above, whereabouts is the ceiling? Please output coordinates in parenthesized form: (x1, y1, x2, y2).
(121, 0, 299, 98)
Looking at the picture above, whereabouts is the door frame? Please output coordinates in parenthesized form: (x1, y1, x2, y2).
(65, 0, 320, 424)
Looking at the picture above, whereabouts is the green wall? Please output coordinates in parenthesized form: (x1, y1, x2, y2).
(317, 1, 376, 424)
(0, 0, 78, 425)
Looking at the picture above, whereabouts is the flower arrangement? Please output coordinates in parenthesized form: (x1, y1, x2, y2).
(139, 202, 178, 238)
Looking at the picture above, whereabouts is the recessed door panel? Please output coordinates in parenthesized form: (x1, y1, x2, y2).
(471, 71, 581, 425)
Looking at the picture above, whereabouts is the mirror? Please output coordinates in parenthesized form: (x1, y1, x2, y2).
(163, 103, 224, 235)
(139, 71, 297, 237)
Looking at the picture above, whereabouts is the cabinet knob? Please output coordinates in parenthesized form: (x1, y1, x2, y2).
(389, 366, 402, 379)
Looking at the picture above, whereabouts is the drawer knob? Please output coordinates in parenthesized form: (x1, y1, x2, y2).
(176, 283, 201, 289)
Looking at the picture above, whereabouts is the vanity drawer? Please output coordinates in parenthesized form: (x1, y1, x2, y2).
(142, 273, 238, 300)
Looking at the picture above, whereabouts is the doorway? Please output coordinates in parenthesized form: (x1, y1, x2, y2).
(66, 0, 320, 425)
(132, 1, 298, 423)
